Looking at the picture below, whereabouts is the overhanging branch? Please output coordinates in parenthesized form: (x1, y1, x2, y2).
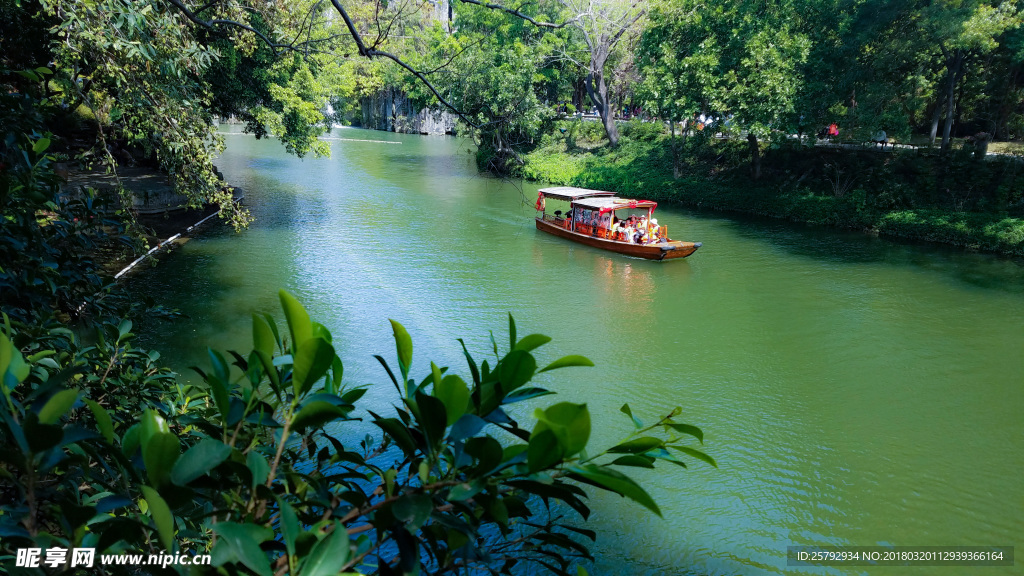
(457, 0, 571, 29)
(166, 0, 575, 132)
(165, 0, 289, 53)
(325, 0, 481, 127)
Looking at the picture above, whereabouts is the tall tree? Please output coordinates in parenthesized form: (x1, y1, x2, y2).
(918, 0, 1022, 151)
(637, 0, 809, 179)
(562, 0, 646, 146)
(636, 0, 720, 175)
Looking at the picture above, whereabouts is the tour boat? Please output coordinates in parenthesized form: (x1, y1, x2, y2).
(534, 186, 701, 260)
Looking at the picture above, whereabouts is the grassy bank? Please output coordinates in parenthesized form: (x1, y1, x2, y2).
(519, 121, 1024, 256)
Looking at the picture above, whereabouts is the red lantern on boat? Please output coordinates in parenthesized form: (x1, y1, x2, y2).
(535, 192, 546, 212)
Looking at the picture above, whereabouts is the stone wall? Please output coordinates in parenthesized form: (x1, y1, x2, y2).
(360, 89, 457, 135)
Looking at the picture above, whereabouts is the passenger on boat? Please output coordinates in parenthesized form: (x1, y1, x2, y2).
(634, 225, 646, 244)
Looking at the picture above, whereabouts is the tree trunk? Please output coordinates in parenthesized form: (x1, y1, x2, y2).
(747, 133, 761, 180)
(994, 63, 1021, 140)
(928, 100, 942, 147)
(941, 51, 965, 154)
(670, 118, 680, 179)
(585, 46, 619, 147)
(602, 104, 619, 146)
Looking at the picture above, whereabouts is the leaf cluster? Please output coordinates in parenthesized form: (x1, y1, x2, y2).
(0, 289, 714, 575)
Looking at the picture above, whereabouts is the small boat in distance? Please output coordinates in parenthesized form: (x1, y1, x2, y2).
(534, 186, 702, 260)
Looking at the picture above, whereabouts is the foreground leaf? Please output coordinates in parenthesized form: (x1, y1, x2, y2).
(672, 445, 718, 468)
(140, 486, 174, 551)
(390, 319, 413, 380)
(539, 355, 594, 373)
(212, 522, 274, 576)
(38, 389, 79, 424)
(291, 400, 349, 432)
(569, 464, 661, 516)
(300, 522, 350, 576)
(279, 290, 313, 353)
(171, 439, 232, 485)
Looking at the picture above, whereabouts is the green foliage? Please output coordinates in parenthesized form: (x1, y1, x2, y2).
(619, 120, 666, 142)
(638, 0, 810, 135)
(520, 140, 588, 183)
(0, 128, 143, 324)
(202, 28, 332, 156)
(522, 129, 1024, 256)
(430, 4, 568, 171)
(2, 0, 360, 226)
(28, 0, 248, 222)
(0, 291, 713, 574)
(251, 58, 332, 158)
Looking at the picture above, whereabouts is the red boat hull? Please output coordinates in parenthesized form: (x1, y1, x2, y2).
(535, 217, 700, 260)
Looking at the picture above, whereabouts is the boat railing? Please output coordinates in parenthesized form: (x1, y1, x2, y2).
(574, 223, 612, 237)
(547, 217, 663, 242)
(546, 217, 676, 245)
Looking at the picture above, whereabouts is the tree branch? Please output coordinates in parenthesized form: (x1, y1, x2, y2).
(609, 9, 645, 45)
(457, 0, 571, 28)
(326, 0, 482, 127)
(165, 0, 290, 53)
(167, 0, 576, 132)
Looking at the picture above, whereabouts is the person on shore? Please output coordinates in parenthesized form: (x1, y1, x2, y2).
(872, 129, 888, 149)
(828, 123, 839, 140)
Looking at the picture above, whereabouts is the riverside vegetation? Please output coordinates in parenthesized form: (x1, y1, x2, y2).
(520, 120, 1024, 256)
(0, 134, 715, 574)
(5, 0, 1024, 254)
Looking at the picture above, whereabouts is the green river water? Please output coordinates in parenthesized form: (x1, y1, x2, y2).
(130, 128, 1024, 576)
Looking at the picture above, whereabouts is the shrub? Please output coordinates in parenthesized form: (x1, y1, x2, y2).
(0, 291, 714, 575)
(0, 132, 142, 326)
(619, 120, 664, 143)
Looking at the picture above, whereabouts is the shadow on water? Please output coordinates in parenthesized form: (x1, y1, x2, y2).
(705, 209, 1024, 294)
(126, 170, 304, 367)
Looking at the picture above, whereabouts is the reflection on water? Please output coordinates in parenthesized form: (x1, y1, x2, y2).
(129, 128, 1024, 576)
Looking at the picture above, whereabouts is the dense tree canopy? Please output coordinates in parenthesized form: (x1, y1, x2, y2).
(5, 0, 1022, 194)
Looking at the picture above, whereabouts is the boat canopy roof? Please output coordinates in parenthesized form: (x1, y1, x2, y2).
(537, 186, 615, 202)
(572, 196, 658, 213)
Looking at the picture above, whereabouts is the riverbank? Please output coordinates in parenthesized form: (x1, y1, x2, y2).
(62, 166, 235, 277)
(518, 121, 1024, 257)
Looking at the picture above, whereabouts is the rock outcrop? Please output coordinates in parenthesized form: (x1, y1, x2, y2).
(360, 89, 457, 135)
